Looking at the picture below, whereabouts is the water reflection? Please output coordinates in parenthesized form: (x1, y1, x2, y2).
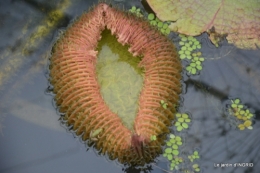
(0, 0, 259, 173)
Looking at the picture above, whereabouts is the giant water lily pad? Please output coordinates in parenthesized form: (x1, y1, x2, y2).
(49, 3, 182, 165)
(146, 0, 260, 49)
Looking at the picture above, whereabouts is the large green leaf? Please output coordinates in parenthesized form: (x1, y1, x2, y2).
(147, 0, 260, 49)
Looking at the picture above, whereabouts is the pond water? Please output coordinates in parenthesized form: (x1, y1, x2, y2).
(0, 0, 259, 173)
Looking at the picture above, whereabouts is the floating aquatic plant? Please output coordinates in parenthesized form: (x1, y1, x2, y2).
(147, 13, 171, 35)
(163, 134, 183, 170)
(226, 98, 254, 130)
(188, 150, 200, 163)
(160, 100, 168, 109)
(192, 163, 201, 172)
(175, 113, 191, 132)
(129, 6, 171, 36)
(163, 135, 202, 172)
(49, 2, 182, 165)
(162, 111, 202, 172)
(146, 0, 260, 49)
(178, 34, 204, 75)
(150, 135, 157, 141)
(128, 6, 143, 17)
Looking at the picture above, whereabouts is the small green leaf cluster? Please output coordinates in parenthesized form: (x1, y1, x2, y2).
(160, 100, 168, 109)
(170, 157, 183, 171)
(186, 151, 200, 172)
(164, 114, 201, 172)
(147, 13, 171, 35)
(186, 56, 205, 75)
(150, 135, 157, 141)
(175, 113, 191, 131)
(228, 99, 254, 130)
(129, 6, 143, 17)
(163, 134, 183, 170)
(192, 164, 201, 172)
(178, 34, 204, 75)
(188, 151, 200, 162)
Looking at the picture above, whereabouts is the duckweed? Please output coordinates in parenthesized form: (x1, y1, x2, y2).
(150, 135, 157, 141)
(147, 13, 171, 35)
(227, 98, 254, 130)
(148, 13, 155, 20)
(178, 34, 204, 75)
(163, 110, 201, 172)
(192, 164, 201, 172)
(163, 134, 184, 170)
(129, 6, 143, 17)
(188, 150, 200, 162)
(164, 134, 201, 172)
(175, 113, 191, 131)
(160, 100, 168, 109)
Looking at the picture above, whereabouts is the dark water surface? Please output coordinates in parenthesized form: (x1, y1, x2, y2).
(0, 0, 259, 173)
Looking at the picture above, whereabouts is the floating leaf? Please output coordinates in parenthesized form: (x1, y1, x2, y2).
(244, 120, 252, 127)
(196, 45, 201, 49)
(180, 54, 186, 59)
(131, 6, 136, 11)
(191, 68, 197, 74)
(238, 124, 245, 130)
(190, 63, 196, 67)
(165, 148, 172, 153)
(175, 136, 181, 141)
(181, 37, 188, 41)
(146, 0, 260, 49)
(199, 57, 204, 61)
(195, 168, 200, 172)
(193, 164, 199, 169)
(234, 99, 240, 104)
(238, 104, 244, 108)
(150, 20, 157, 26)
(172, 150, 179, 155)
(179, 42, 185, 46)
(177, 141, 182, 145)
(187, 55, 192, 59)
(157, 22, 163, 28)
(163, 103, 167, 109)
(231, 103, 237, 108)
(172, 144, 178, 149)
(196, 65, 202, 70)
(177, 126, 183, 131)
(167, 154, 173, 160)
(185, 118, 191, 123)
(170, 139, 175, 143)
(248, 126, 253, 130)
(178, 117, 184, 122)
(163, 23, 168, 29)
(175, 122, 181, 126)
(166, 142, 172, 146)
(148, 13, 155, 20)
(182, 123, 189, 129)
(182, 114, 188, 118)
(150, 135, 157, 141)
(170, 134, 175, 138)
(176, 113, 181, 117)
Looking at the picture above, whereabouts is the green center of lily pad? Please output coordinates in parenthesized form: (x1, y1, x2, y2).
(96, 30, 144, 130)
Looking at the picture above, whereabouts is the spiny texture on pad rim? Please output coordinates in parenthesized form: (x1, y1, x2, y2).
(49, 3, 182, 165)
